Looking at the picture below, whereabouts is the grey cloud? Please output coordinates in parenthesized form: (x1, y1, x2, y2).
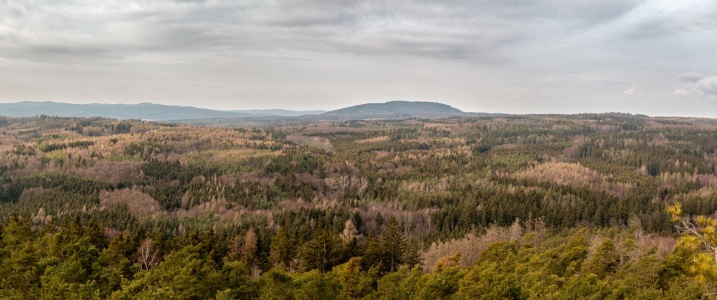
(679, 72, 705, 83)
(676, 73, 717, 98)
(695, 77, 717, 97)
(1, 0, 715, 117)
(627, 18, 685, 39)
(623, 1, 717, 39)
(0, 0, 646, 65)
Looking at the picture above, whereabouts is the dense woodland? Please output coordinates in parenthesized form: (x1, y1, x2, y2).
(1, 114, 717, 298)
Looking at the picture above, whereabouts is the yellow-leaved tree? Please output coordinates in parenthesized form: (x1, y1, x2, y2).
(667, 202, 717, 290)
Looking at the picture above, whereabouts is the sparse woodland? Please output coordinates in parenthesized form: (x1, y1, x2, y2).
(1, 114, 717, 298)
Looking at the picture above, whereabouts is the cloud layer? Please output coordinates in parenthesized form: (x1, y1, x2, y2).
(677, 73, 717, 98)
(0, 0, 716, 116)
(0, 0, 643, 63)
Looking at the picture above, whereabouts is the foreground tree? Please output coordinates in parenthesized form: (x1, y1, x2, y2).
(299, 230, 342, 273)
(111, 244, 225, 299)
(269, 227, 295, 271)
(667, 202, 717, 293)
(364, 216, 418, 274)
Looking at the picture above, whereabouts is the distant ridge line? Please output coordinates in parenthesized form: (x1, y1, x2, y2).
(0, 100, 470, 121)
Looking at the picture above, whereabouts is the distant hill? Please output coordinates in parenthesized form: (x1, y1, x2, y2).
(0, 101, 467, 122)
(0, 102, 319, 121)
(321, 101, 465, 120)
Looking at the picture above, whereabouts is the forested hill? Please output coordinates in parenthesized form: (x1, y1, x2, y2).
(0, 101, 467, 122)
(321, 101, 465, 119)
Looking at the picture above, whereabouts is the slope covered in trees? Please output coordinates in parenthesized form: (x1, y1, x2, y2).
(1, 113, 717, 297)
(321, 101, 465, 119)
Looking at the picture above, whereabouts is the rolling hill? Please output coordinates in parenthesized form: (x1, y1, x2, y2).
(0, 100, 468, 122)
(321, 101, 465, 120)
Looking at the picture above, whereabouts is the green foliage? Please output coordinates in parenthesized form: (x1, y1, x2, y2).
(0, 216, 705, 299)
(582, 239, 619, 278)
(363, 216, 417, 274)
(2, 114, 717, 298)
(376, 266, 424, 300)
(299, 230, 343, 273)
(110, 244, 224, 299)
(269, 227, 295, 270)
(334, 257, 377, 299)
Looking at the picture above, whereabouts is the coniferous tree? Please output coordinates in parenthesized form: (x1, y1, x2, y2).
(582, 239, 619, 278)
(269, 227, 295, 270)
(381, 217, 406, 273)
(299, 230, 342, 273)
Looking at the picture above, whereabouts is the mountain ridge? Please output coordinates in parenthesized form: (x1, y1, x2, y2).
(0, 101, 322, 121)
(0, 100, 469, 121)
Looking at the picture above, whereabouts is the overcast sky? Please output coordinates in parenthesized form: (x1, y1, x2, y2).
(1, 0, 716, 116)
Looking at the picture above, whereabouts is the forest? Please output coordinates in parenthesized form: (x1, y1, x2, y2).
(1, 114, 717, 299)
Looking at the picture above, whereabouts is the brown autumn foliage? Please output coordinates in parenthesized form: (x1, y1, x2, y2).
(100, 187, 161, 217)
(514, 162, 632, 198)
(286, 133, 333, 152)
(421, 220, 532, 273)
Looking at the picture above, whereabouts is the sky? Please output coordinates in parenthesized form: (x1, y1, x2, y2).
(0, 0, 716, 116)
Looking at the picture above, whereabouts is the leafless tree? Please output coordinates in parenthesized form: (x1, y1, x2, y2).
(136, 238, 159, 270)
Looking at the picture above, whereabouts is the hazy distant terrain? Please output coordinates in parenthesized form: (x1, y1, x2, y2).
(232, 109, 326, 117)
(0, 102, 323, 121)
(0, 100, 481, 126)
(174, 101, 480, 126)
(0, 101, 469, 122)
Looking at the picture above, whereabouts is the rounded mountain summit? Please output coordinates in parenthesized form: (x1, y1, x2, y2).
(321, 101, 465, 120)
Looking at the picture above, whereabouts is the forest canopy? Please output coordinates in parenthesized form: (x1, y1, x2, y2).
(1, 114, 717, 298)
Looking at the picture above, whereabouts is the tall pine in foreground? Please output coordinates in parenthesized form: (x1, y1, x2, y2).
(381, 217, 406, 273)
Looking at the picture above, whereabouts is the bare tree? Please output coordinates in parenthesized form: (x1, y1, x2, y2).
(340, 219, 359, 244)
(136, 238, 159, 270)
